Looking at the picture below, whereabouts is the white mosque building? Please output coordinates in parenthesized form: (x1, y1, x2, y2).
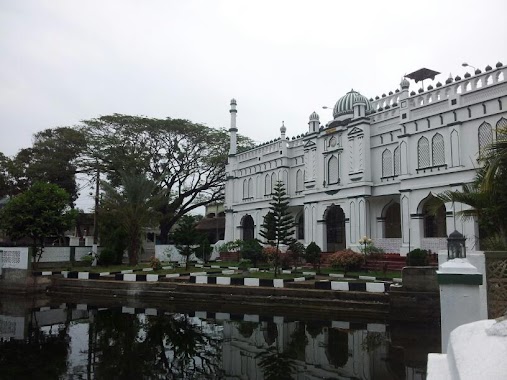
(223, 62, 507, 254)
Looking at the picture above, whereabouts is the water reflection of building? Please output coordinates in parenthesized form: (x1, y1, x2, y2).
(221, 319, 421, 380)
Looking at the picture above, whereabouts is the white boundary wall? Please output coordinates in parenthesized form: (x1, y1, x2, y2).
(155, 244, 220, 263)
(0, 247, 29, 270)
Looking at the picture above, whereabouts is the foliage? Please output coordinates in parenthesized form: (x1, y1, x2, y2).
(194, 236, 213, 263)
(172, 214, 199, 269)
(304, 242, 322, 272)
(149, 256, 162, 270)
(288, 241, 305, 267)
(81, 254, 94, 265)
(437, 128, 507, 249)
(98, 249, 115, 266)
(262, 246, 283, 276)
(238, 259, 251, 270)
(217, 240, 243, 253)
(0, 182, 76, 265)
(259, 181, 295, 274)
(358, 239, 385, 260)
(101, 172, 161, 266)
(98, 210, 128, 265)
(329, 249, 364, 274)
(406, 248, 430, 266)
(81, 114, 254, 243)
(256, 346, 297, 380)
(240, 239, 263, 267)
(6, 127, 87, 204)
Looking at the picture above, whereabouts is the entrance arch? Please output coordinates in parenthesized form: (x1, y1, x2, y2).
(241, 215, 255, 240)
(384, 202, 401, 238)
(326, 205, 346, 252)
(419, 195, 447, 237)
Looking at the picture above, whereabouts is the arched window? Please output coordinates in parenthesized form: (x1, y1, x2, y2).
(432, 133, 445, 166)
(264, 174, 271, 195)
(242, 179, 248, 199)
(423, 199, 447, 238)
(297, 213, 304, 240)
(478, 122, 493, 156)
(393, 146, 400, 176)
(382, 149, 393, 177)
(242, 215, 255, 241)
(384, 203, 401, 238)
(417, 137, 430, 168)
(497, 118, 507, 141)
(271, 172, 277, 193)
(248, 178, 253, 199)
(296, 169, 303, 193)
(327, 155, 339, 184)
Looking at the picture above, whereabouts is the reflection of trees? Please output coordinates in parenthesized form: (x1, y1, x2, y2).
(91, 310, 223, 379)
(256, 346, 297, 380)
(0, 311, 70, 379)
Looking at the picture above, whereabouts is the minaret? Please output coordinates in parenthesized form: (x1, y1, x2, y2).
(280, 121, 288, 156)
(280, 121, 286, 140)
(308, 111, 320, 133)
(400, 77, 410, 101)
(229, 98, 237, 156)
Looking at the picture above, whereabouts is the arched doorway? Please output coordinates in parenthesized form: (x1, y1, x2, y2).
(241, 215, 255, 241)
(326, 205, 346, 252)
(422, 197, 447, 237)
(384, 202, 401, 238)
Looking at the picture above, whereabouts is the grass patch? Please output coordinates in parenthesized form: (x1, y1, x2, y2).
(318, 267, 401, 279)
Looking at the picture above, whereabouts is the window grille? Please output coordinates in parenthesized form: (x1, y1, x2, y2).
(478, 122, 493, 155)
(432, 133, 445, 166)
(382, 149, 393, 177)
(497, 118, 507, 141)
(393, 146, 400, 176)
(418, 137, 430, 168)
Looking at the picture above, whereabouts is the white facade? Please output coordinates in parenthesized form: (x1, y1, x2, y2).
(224, 63, 507, 254)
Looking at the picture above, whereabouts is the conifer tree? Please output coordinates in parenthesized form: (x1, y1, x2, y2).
(260, 181, 296, 252)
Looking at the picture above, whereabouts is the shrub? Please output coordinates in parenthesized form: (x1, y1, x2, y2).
(239, 259, 251, 270)
(81, 254, 94, 265)
(149, 256, 162, 270)
(406, 248, 429, 266)
(241, 239, 263, 267)
(288, 241, 305, 267)
(329, 249, 363, 274)
(262, 246, 283, 276)
(98, 248, 115, 266)
(305, 242, 322, 272)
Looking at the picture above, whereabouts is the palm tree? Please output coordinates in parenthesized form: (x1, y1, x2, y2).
(101, 172, 161, 265)
(437, 128, 507, 249)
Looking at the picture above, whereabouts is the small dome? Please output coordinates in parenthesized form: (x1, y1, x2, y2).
(496, 62, 503, 68)
(280, 121, 286, 134)
(230, 98, 237, 105)
(309, 111, 320, 121)
(446, 76, 453, 84)
(485, 65, 492, 71)
(400, 77, 410, 89)
(436, 82, 442, 87)
(475, 69, 482, 75)
(427, 85, 434, 90)
(464, 72, 471, 78)
(332, 89, 371, 118)
(455, 75, 462, 81)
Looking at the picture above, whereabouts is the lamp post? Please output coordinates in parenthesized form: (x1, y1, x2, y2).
(447, 230, 466, 259)
(462, 62, 477, 72)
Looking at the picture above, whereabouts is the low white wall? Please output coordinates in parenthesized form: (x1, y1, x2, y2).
(38, 247, 71, 262)
(0, 247, 29, 270)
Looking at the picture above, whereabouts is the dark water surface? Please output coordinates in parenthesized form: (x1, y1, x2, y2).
(0, 296, 439, 379)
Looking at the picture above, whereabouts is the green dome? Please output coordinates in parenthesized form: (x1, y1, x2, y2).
(333, 89, 371, 118)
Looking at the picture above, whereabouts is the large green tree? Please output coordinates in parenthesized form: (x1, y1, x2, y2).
(7, 127, 87, 204)
(81, 114, 254, 243)
(0, 182, 77, 264)
(101, 172, 161, 265)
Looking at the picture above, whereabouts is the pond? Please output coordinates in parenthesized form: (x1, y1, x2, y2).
(0, 296, 439, 379)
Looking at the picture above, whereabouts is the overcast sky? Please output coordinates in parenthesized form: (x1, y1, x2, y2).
(1, 0, 506, 209)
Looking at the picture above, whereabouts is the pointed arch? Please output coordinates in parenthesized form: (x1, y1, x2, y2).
(417, 136, 430, 168)
(264, 174, 271, 195)
(432, 133, 445, 166)
(450, 129, 460, 167)
(327, 155, 339, 184)
(478, 122, 493, 156)
(242, 179, 248, 199)
(393, 146, 400, 176)
(382, 149, 393, 177)
(271, 172, 277, 193)
(384, 202, 401, 238)
(248, 178, 253, 199)
(497, 117, 507, 140)
(296, 169, 303, 193)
